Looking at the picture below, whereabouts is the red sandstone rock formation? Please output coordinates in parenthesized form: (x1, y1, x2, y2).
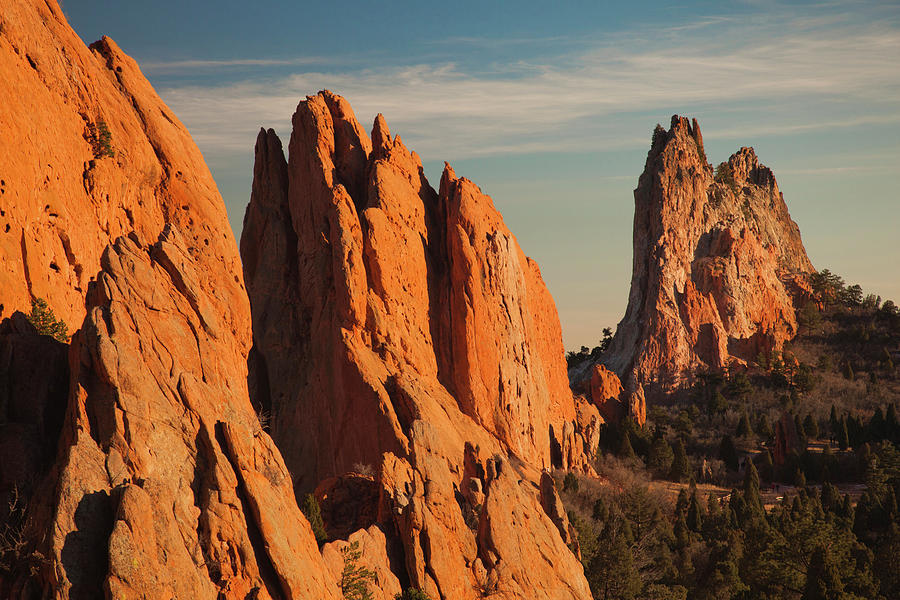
(242, 92, 594, 598)
(0, 0, 246, 339)
(0, 3, 337, 597)
(21, 229, 339, 599)
(588, 364, 646, 426)
(602, 116, 814, 395)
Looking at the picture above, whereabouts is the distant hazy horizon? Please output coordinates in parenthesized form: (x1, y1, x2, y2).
(65, 0, 900, 350)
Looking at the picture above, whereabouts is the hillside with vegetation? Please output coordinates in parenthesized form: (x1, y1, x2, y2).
(563, 269, 900, 599)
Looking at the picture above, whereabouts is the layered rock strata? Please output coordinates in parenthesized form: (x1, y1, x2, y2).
(242, 92, 594, 598)
(602, 116, 814, 395)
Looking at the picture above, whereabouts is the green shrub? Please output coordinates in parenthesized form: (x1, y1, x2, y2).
(88, 119, 115, 158)
(300, 493, 327, 544)
(27, 297, 68, 342)
(714, 162, 736, 189)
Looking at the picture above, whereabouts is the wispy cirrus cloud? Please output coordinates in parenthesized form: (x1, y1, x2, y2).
(154, 5, 900, 165)
(141, 56, 330, 72)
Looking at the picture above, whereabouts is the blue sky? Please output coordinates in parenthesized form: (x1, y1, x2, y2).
(65, 1, 900, 349)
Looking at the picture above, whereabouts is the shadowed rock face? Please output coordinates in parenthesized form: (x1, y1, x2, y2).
(242, 92, 594, 599)
(601, 116, 814, 396)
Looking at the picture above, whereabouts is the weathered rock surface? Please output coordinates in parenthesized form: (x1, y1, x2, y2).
(588, 364, 646, 426)
(322, 526, 403, 600)
(19, 229, 340, 599)
(602, 116, 814, 395)
(0, 3, 338, 597)
(243, 92, 593, 598)
(0, 0, 246, 341)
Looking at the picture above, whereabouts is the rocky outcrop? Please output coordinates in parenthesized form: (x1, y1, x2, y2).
(0, 0, 246, 341)
(0, 3, 337, 597)
(588, 364, 646, 426)
(14, 229, 340, 599)
(242, 92, 594, 598)
(602, 116, 814, 395)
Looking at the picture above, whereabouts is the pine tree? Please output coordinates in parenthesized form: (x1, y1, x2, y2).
(802, 546, 843, 600)
(829, 405, 839, 438)
(795, 414, 807, 445)
(718, 435, 739, 471)
(843, 361, 855, 381)
(618, 430, 637, 460)
(340, 540, 375, 600)
(669, 439, 690, 483)
(743, 460, 763, 513)
(758, 449, 774, 482)
(794, 467, 807, 488)
(838, 418, 850, 451)
(803, 414, 819, 440)
(647, 435, 674, 476)
(301, 493, 327, 544)
(737, 411, 753, 437)
(26, 297, 69, 342)
(687, 489, 704, 532)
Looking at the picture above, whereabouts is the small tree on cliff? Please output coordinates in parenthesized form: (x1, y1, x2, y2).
(340, 540, 375, 600)
(301, 493, 327, 545)
(27, 297, 68, 342)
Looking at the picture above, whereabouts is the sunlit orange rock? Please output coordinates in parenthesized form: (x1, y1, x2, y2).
(242, 91, 594, 598)
(0, 2, 338, 596)
(602, 116, 814, 396)
(18, 229, 340, 599)
(0, 0, 246, 343)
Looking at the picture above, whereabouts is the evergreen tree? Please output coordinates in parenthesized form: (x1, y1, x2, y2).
(647, 435, 674, 477)
(795, 414, 808, 445)
(340, 540, 375, 600)
(803, 414, 819, 440)
(743, 460, 764, 517)
(26, 297, 69, 342)
(686, 488, 703, 532)
(757, 414, 774, 439)
(794, 467, 807, 488)
(301, 493, 328, 544)
(843, 360, 855, 381)
(670, 439, 690, 482)
(586, 519, 642, 600)
(801, 546, 843, 600)
(718, 435, 739, 471)
(758, 449, 774, 482)
(736, 411, 753, 437)
(886, 403, 899, 442)
(618, 430, 637, 460)
(838, 418, 850, 451)
(592, 496, 610, 522)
